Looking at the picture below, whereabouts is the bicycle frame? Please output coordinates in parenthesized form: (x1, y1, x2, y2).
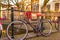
(20, 16, 43, 33)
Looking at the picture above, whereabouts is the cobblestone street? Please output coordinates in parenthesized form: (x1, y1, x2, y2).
(0, 31, 60, 40)
(27, 31, 60, 40)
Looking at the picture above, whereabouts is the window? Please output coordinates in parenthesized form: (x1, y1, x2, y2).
(55, 3, 59, 11)
(47, 5, 50, 10)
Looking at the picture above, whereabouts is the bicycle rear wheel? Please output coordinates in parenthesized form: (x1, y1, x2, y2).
(40, 19, 52, 36)
(6, 21, 28, 40)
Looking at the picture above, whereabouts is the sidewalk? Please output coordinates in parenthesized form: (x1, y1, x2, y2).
(0, 31, 60, 40)
(0, 37, 8, 40)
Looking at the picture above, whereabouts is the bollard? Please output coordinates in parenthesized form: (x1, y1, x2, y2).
(11, 7, 14, 38)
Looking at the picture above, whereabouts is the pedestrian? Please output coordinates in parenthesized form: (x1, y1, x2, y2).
(0, 22, 3, 38)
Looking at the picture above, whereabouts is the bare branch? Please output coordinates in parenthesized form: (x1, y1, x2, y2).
(10, 0, 16, 5)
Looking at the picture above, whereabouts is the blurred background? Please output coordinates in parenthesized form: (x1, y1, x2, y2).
(0, 0, 60, 36)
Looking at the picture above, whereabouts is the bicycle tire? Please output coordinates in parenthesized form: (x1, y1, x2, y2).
(6, 21, 28, 40)
(40, 19, 52, 36)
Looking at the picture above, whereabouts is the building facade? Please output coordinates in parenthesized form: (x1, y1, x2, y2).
(0, 0, 40, 20)
(45, 0, 60, 21)
(50, 0, 60, 12)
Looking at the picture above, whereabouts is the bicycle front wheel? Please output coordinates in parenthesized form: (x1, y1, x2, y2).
(40, 19, 52, 36)
(6, 21, 28, 40)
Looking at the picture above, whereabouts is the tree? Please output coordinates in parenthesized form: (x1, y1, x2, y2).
(0, 0, 2, 18)
(42, 0, 49, 8)
(41, 0, 49, 12)
(10, 0, 24, 9)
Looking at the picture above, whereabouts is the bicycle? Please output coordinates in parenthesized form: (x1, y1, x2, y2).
(6, 12, 52, 40)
